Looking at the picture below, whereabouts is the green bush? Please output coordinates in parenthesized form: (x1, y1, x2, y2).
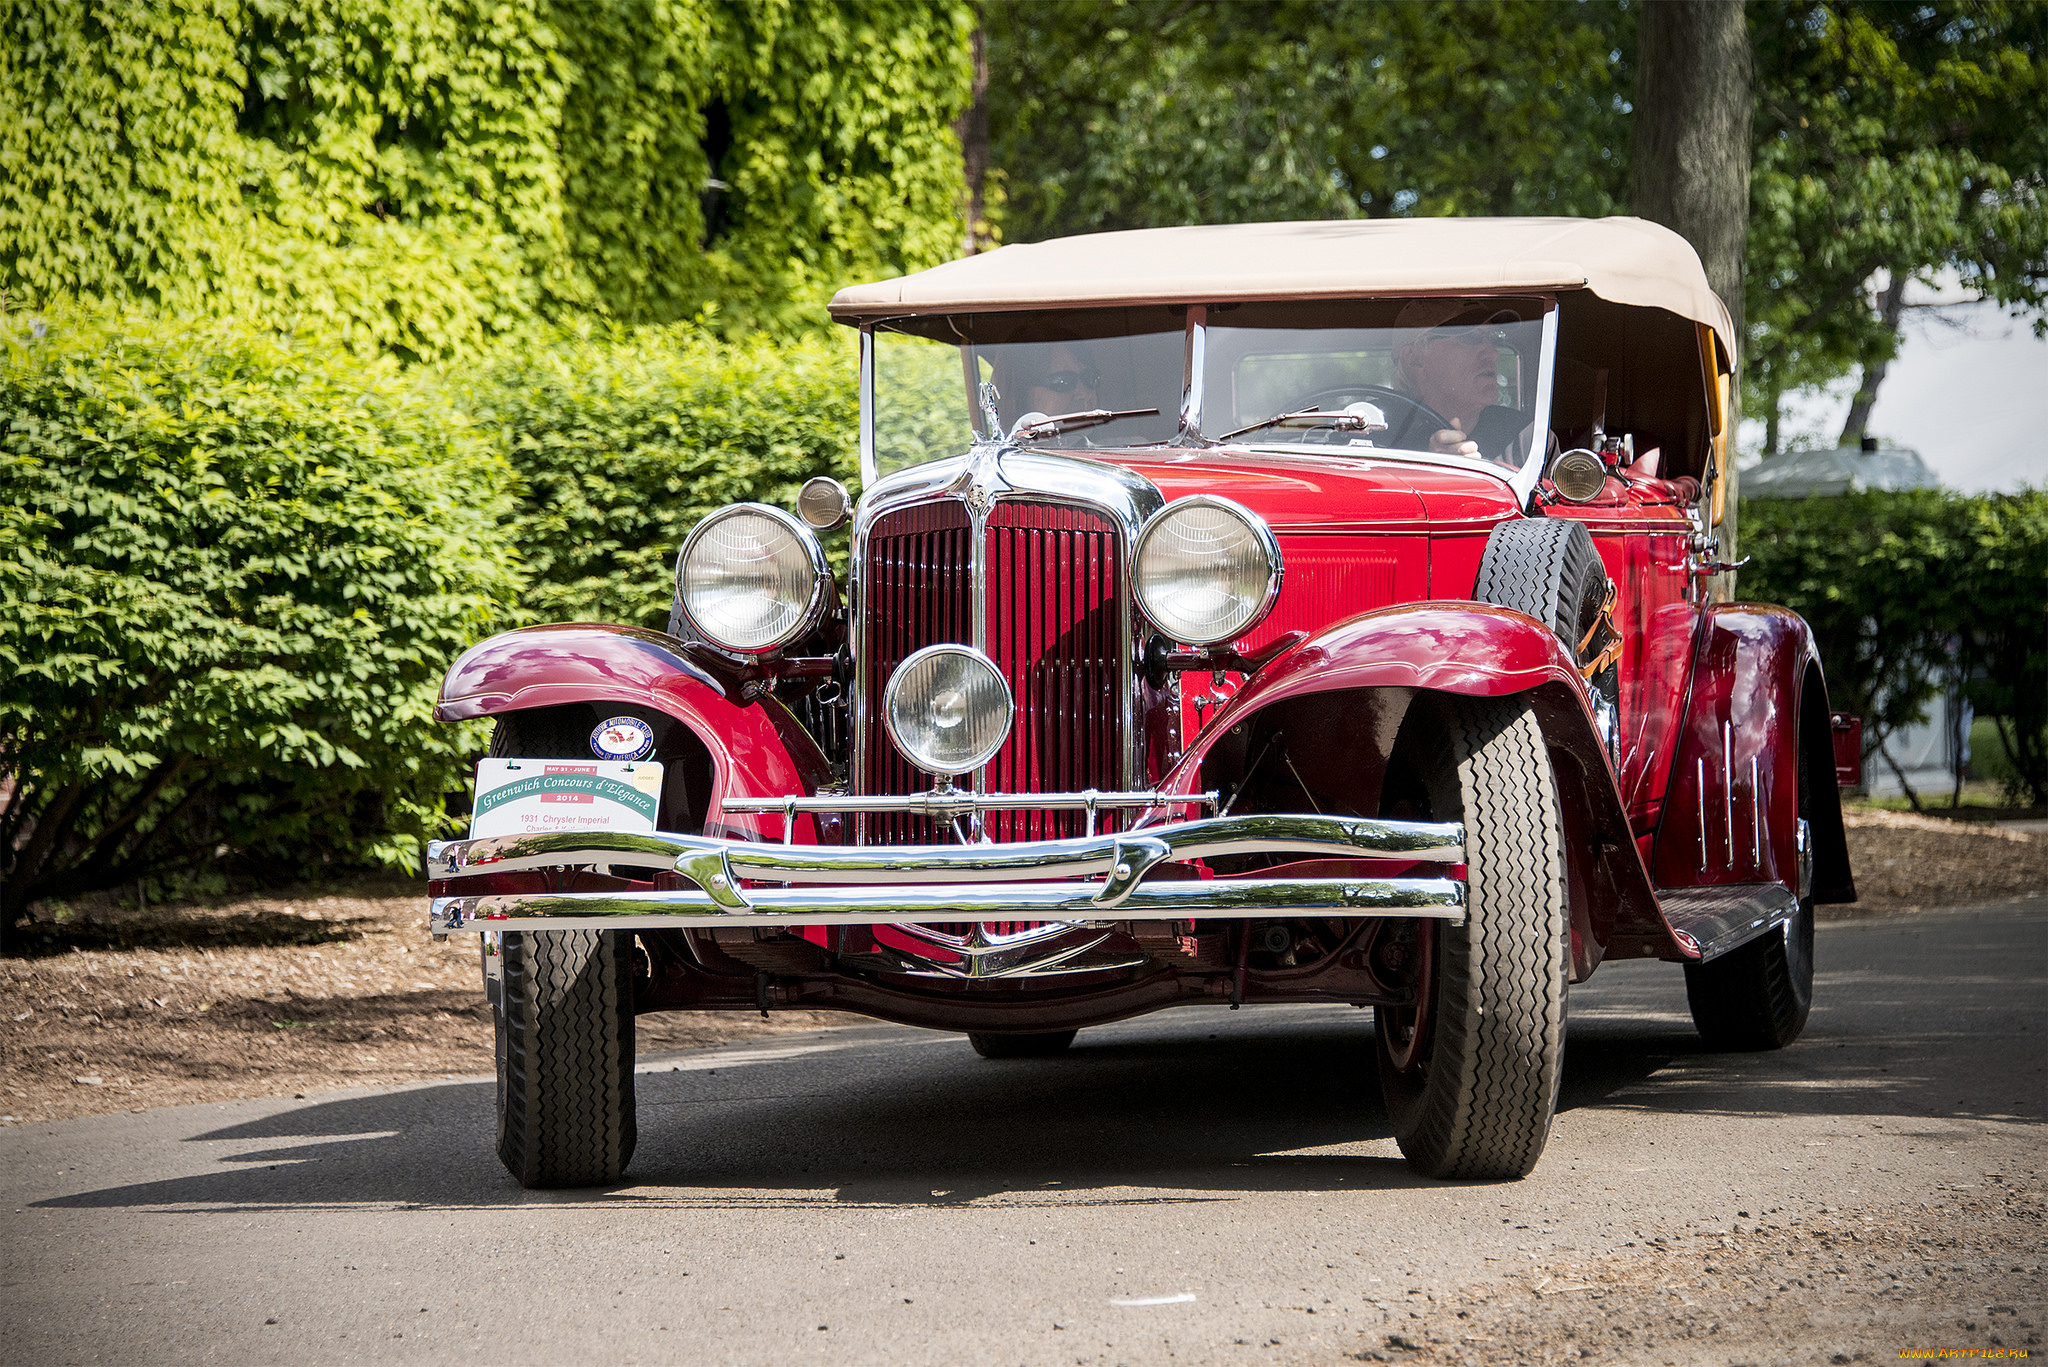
(0, 308, 523, 930)
(456, 326, 862, 630)
(1740, 487, 2048, 806)
(1950, 489, 2048, 806)
(0, 0, 973, 358)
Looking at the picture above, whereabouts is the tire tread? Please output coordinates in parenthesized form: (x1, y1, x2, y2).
(1472, 517, 1605, 648)
(497, 929, 637, 1187)
(1380, 697, 1569, 1180)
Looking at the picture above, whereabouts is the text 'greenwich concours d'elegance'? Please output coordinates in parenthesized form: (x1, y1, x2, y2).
(425, 216, 1857, 1189)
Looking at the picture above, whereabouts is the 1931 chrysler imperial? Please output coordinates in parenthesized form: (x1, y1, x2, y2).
(426, 218, 1855, 1188)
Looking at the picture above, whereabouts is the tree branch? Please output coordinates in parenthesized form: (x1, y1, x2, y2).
(70, 754, 193, 879)
(1875, 736, 1925, 815)
(5, 780, 88, 915)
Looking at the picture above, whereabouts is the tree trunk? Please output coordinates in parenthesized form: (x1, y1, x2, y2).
(1876, 735, 1925, 815)
(1633, 0, 1752, 592)
(1838, 274, 1909, 447)
(957, 10, 991, 255)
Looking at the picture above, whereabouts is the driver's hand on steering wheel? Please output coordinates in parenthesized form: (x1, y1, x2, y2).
(1429, 420, 1480, 457)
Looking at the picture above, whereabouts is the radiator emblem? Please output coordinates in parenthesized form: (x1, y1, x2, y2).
(965, 473, 995, 520)
(962, 447, 1004, 522)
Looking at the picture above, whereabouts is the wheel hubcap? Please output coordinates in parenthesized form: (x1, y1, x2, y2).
(1380, 920, 1437, 1074)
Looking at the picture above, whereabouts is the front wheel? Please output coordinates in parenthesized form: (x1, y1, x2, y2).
(1685, 721, 1819, 1052)
(1375, 696, 1569, 1179)
(486, 712, 641, 1187)
(495, 928, 638, 1187)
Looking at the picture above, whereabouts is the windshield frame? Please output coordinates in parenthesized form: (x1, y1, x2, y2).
(858, 297, 1560, 504)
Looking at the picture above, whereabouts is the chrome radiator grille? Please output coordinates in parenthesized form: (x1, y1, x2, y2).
(859, 498, 1127, 845)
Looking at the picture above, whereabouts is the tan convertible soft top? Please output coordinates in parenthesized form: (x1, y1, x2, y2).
(830, 216, 1735, 360)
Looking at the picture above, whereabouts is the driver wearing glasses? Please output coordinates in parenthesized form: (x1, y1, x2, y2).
(1391, 300, 1522, 458)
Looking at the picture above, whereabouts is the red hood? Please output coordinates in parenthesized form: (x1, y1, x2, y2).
(1099, 448, 1521, 533)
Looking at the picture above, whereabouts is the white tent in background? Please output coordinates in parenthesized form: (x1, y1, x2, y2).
(1744, 438, 1960, 797)
(1743, 439, 1942, 498)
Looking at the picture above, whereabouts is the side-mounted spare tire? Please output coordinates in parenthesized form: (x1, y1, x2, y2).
(488, 712, 638, 1188)
(1472, 515, 1616, 704)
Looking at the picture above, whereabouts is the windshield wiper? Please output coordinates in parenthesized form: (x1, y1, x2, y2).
(1215, 403, 1386, 444)
(1009, 406, 1160, 441)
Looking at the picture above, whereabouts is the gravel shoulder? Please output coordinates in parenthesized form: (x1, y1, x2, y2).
(0, 885, 855, 1126)
(1361, 1184, 2044, 1365)
(2, 811, 2038, 1129)
(1833, 807, 2046, 916)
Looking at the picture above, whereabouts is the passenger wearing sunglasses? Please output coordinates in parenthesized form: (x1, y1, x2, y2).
(1025, 341, 1101, 420)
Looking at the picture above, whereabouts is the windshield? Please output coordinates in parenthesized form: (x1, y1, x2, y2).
(862, 297, 1555, 487)
(1200, 297, 1550, 472)
(870, 310, 1184, 479)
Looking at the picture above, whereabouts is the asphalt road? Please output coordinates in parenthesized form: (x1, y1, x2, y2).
(3, 900, 2042, 1367)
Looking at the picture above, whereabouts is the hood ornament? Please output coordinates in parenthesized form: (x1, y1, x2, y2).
(977, 379, 1004, 441)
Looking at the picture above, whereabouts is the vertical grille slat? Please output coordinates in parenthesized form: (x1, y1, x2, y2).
(861, 502, 972, 845)
(861, 498, 1124, 846)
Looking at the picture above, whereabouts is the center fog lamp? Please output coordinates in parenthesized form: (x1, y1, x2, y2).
(676, 504, 830, 653)
(884, 645, 1014, 777)
(1133, 496, 1283, 646)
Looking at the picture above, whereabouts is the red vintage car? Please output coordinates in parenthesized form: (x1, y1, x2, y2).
(427, 218, 1855, 1188)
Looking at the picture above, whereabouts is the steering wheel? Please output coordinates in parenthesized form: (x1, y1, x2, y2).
(1280, 385, 1450, 449)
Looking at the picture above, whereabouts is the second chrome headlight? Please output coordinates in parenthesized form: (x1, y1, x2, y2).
(676, 504, 830, 653)
(884, 645, 1014, 777)
(1133, 496, 1282, 646)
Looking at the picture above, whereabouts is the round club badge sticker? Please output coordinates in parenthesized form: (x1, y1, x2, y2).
(590, 716, 655, 761)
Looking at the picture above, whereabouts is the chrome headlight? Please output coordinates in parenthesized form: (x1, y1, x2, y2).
(676, 504, 830, 654)
(883, 645, 1014, 777)
(1548, 448, 1607, 503)
(1133, 496, 1282, 646)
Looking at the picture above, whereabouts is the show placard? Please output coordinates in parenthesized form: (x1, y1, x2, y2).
(469, 759, 665, 839)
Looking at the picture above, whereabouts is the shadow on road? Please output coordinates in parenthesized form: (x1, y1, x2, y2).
(29, 904, 2044, 1214)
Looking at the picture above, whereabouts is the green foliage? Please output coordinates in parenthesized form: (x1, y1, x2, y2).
(0, 0, 975, 358)
(1745, 2, 2048, 422)
(0, 307, 523, 920)
(1740, 489, 2048, 804)
(552, 0, 719, 326)
(454, 327, 861, 630)
(1970, 716, 2045, 806)
(985, 2, 2046, 424)
(989, 0, 1633, 240)
(700, 0, 980, 335)
(0, 0, 248, 307)
(1948, 488, 2048, 805)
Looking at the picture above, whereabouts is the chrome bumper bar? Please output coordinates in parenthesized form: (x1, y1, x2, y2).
(426, 812, 1465, 936)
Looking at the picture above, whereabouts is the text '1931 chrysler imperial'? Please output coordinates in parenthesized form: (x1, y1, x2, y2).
(426, 217, 1856, 1188)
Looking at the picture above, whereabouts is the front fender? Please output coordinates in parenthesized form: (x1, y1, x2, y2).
(1159, 603, 1687, 970)
(437, 624, 830, 841)
(1164, 602, 1593, 786)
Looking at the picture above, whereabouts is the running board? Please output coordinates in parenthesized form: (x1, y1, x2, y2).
(1654, 883, 1801, 963)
